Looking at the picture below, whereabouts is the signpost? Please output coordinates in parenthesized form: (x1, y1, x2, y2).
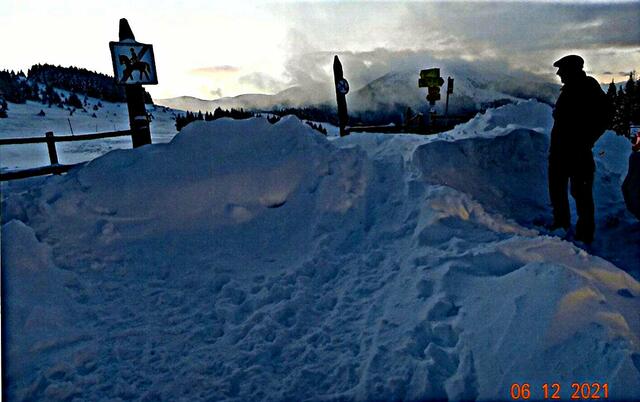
(445, 77, 454, 117)
(109, 18, 157, 148)
(419, 68, 445, 105)
(333, 55, 349, 137)
(109, 42, 158, 85)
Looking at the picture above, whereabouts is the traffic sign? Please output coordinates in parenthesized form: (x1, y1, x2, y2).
(336, 78, 350, 95)
(110, 40, 158, 85)
(427, 86, 441, 103)
(419, 68, 444, 88)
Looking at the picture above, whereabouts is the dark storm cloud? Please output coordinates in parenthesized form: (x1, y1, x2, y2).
(272, 1, 639, 84)
(209, 88, 223, 97)
(396, 2, 640, 54)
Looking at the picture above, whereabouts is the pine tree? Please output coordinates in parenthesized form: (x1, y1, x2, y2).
(66, 92, 83, 108)
(612, 86, 627, 135)
(175, 113, 184, 131)
(620, 74, 637, 135)
(267, 115, 281, 124)
(607, 80, 617, 102)
(629, 71, 640, 125)
(625, 73, 635, 97)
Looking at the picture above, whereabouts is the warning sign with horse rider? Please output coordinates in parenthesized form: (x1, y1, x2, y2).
(109, 39, 158, 85)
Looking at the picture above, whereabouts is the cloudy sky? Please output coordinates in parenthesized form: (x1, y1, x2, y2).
(1, 0, 638, 100)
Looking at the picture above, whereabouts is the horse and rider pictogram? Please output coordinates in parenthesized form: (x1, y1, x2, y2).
(109, 41, 158, 85)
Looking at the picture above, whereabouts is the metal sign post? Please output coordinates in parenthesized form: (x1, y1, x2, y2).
(419, 68, 445, 128)
(109, 18, 157, 148)
(445, 77, 454, 117)
(419, 68, 445, 105)
(333, 55, 350, 137)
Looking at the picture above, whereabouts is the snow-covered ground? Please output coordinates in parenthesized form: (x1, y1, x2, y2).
(1, 100, 640, 401)
(0, 97, 180, 171)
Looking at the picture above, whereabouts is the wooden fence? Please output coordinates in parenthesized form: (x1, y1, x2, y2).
(0, 129, 132, 181)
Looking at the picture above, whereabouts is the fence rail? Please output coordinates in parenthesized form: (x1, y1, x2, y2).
(0, 130, 131, 145)
(0, 129, 132, 181)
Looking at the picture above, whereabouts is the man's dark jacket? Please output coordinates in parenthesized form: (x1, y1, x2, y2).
(551, 71, 611, 156)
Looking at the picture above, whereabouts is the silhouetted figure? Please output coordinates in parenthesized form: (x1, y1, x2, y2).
(623, 150, 640, 220)
(130, 48, 139, 64)
(119, 51, 150, 82)
(548, 55, 611, 243)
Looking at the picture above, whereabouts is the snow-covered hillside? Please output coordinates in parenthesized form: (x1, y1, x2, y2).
(2, 101, 639, 401)
(0, 97, 180, 171)
(349, 68, 558, 116)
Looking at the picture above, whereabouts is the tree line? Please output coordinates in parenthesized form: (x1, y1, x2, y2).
(607, 72, 640, 136)
(28, 64, 153, 104)
(176, 107, 328, 135)
(0, 70, 39, 104)
(175, 108, 256, 130)
(0, 70, 107, 118)
(0, 64, 153, 118)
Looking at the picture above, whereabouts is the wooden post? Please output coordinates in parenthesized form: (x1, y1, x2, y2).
(333, 55, 349, 137)
(45, 131, 59, 165)
(445, 83, 450, 118)
(119, 18, 152, 148)
(445, 77, 453, 120)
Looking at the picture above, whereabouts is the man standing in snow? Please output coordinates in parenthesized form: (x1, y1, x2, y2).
(548, 55, 610, 244)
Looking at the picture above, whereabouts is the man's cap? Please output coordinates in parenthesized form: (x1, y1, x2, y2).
(553, 55, 584, 70)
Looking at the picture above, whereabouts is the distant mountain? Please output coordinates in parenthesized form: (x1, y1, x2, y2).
(349, 66, 562, 116)
(156, 65, 560, 119)
(156, 83, 333, 113)
(154, 96, 220, 113)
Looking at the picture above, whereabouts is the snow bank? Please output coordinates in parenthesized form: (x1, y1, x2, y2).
(2, 108, 640, 401)
(442, 98, 554, 138)
(415, 128, 549, 224)
(1, 220, 86, 394)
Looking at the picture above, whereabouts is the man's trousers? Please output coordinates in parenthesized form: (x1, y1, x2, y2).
(548, 152, 595, 242)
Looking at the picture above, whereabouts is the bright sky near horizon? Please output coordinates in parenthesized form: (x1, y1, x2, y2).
(2, 0, 639, 100)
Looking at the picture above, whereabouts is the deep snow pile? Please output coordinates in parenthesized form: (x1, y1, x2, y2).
(340, 100, 639, 276)
(2, 105, 640, 401)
